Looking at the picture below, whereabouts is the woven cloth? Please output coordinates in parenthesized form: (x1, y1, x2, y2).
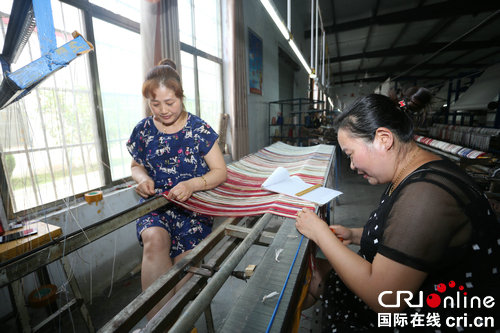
(162, 142, 335, 218)
(414, 135, 487, 159)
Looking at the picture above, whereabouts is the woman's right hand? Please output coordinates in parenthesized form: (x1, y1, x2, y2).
(329, 225, 355, 245)
(135, 178, 156, 198)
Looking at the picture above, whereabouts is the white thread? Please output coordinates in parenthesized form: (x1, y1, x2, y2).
(108, 233, 118, 298)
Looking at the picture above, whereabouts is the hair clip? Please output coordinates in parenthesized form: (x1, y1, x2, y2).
(399, 100, 406, 108)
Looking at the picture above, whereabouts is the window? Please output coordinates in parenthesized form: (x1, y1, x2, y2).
(178, 0, 223, 133)
(0, 0, 141, 216)
(92, 18, 142, 180)
(89, 0, 140, 23)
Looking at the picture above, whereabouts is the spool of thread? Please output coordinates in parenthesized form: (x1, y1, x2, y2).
(28, 284, 57, 308)
(84, 190, 103, 204)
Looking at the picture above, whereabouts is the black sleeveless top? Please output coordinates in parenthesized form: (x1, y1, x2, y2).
(359, 159, 500, 329)
(322, 159, 500, 332)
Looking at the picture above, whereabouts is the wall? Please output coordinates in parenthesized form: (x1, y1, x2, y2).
(279, 57, 295, 100)
(243, 0, 310, 153)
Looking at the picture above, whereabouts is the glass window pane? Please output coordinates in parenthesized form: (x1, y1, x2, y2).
(89, 0, 140, 22)
(0, 3, 103, 213)
(0, 1, 12, 14)
(178, 0, 194, 46)
(48, 147, 72, 201)
(197, 58, 222, 133)
(82, 144, 102, 190)
(108, 141, 126, 180)
(194, 0, 221, 57)
(0, 1, 13, 52)
(0, 104, 32, 152)
(8, 153, 36, 212)
(92, 18, 142, 181)
(181, 51, 196, 115)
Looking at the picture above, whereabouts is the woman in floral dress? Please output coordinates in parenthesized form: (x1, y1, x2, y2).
(127, 59, 227, 319)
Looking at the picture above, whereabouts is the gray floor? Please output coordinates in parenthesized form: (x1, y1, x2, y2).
(5, 153, 386, 333)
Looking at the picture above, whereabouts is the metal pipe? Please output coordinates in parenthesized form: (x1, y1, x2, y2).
(98, 216, 239, 333)
(315, 0, 318, 76)
(327, 45, 330, 86)
(310, 0, 313, 69)
(322, 30, 325, 86)
(287, 0, 291, 31)
(166, 213, 274, 333)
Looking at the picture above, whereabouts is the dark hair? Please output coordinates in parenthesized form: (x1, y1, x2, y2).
(334, 88, 432, 143)
(402, 86, 432, 112)
(157, 58, 177, 70)
(142, 58, 183, 100)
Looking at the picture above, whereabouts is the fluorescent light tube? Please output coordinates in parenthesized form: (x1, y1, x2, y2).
(289, 38, 312, 75)
(260, 0, 290, 40)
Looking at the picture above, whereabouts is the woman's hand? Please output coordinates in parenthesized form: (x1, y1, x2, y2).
(329, 225, 355, 245)
(136, 178, 156, 198)
(295, 208, 332, 244)
(166, 180, 195, 202)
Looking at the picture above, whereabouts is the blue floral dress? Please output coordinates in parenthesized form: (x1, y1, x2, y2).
(126, 113, 218, 257)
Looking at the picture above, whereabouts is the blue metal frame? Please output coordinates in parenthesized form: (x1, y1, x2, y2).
(32, 0, 57, 55)
(0, 0, 35, 73)
(0, 0, 93, 109)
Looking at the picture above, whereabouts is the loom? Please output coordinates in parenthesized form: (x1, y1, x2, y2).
(2, 142, 337, 332)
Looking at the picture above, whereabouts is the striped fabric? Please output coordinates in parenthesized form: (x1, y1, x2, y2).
(162, 142, 335, 218)
(414, 135, 487, 159)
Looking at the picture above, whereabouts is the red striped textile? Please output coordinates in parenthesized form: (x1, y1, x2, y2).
(414, 135, 487, 159)
(162, 142, 335, 218)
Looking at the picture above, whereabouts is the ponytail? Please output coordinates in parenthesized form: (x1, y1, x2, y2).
(334, 88, 433, 143)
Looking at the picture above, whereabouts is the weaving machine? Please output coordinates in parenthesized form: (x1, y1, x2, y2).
(1, 142, 336, 332)
(415, 134, 500, 216)
(415, 135, 488, 159)
(101, 141, 337, 332)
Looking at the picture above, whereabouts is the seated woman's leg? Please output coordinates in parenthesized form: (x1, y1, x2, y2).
(140, 226, 173, 320)
(303, 258, 332, 309)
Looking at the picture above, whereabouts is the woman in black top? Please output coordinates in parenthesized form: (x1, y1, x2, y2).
(295, 89, 500, 332)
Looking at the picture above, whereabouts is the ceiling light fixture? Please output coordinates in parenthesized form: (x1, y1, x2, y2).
(259, 0, 290, 41)
(289, 39, 312, 76)
(259, 0, 312, 76)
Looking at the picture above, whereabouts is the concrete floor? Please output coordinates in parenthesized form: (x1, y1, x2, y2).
(5, 153, 386, 332)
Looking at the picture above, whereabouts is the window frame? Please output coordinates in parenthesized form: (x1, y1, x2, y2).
(179, 0, 224, 122)
(0, 0, 140, 219)
(0, 0, 225, 219)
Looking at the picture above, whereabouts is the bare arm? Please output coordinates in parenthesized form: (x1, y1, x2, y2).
(296, 209, 427, 312)
(131, 160, 155, 198)
(166, 141, 227, 202)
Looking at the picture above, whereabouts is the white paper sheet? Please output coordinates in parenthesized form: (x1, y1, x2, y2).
(261, 167, 342, 205)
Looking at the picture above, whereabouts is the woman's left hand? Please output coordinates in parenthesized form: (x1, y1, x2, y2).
(166, 181, 194, 202)
(295, 208, 331, 244)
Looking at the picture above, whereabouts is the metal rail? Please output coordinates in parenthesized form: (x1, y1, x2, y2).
(165, 213, 273, 333)
(98, 216, 241, 333)
(0, 195, 170, 287)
